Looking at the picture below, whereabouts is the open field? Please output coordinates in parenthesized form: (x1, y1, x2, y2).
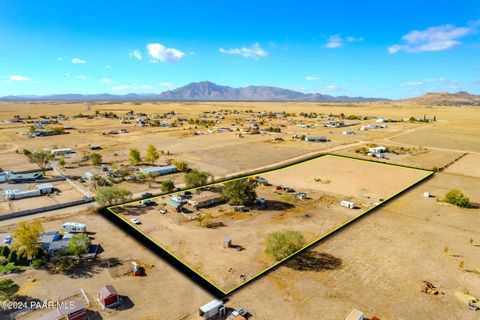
(110, 155, 431, 292)
(0, 167, 478, 319)
(0, 101, 479, 319)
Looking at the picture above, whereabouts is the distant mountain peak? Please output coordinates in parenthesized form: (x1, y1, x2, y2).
(402, 91, 480, 106)
(0, 81, 386, 102)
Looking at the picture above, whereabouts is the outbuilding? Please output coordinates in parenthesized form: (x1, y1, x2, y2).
(98, 285, 120, 308)
(38, 299, 87, 320)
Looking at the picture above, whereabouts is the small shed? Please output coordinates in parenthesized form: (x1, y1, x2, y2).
(166, 200, 183, 212)
(98, 285, 120, 308)
(423, 192, 430, 198)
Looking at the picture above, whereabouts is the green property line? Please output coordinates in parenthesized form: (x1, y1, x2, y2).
(106, 154, 434, 294)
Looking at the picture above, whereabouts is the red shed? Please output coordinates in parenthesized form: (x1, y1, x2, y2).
(98, 285, 120, 308)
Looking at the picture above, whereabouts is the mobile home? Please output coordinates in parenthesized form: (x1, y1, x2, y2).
(50, 148, 74, 155)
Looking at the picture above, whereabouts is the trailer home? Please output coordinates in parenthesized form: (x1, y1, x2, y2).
(50, 148, 74, 155)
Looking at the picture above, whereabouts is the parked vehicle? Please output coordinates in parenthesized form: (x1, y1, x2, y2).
(3, 235, 12, 244)
(141, 192, 153, 199)
(141, 199, 156, 206)
(130, 218, 141, 225)
(61, 222, 87, 233)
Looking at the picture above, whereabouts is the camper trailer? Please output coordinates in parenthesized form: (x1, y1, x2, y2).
(61, 222, 87, 233)
(340, 200, 356, 209)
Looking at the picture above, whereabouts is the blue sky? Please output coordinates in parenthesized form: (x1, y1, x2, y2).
(0, 0, 479, 98)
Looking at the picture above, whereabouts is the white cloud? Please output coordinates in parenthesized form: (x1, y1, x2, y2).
(146, 43, 185, 62)
(388, 20, 479, 54)
(159, 82, 174, 88)
(101, 77, 112, 84)
(72, 58, 87, 64)
(104, 65, 111, 68)
(326, 34, 363, 48)
(63, 73, 71, 77)
(326, 35, 343, 48)
(346, 36, 364, 42)
(325, 84, 342, 91)
(76, 75, 89, 80)
(10, 75, 30, 81)
(57, 57, 64, 62)
(305, 76, 320, 81)
(219, 43, 267, 58)
(402, 81, 425, 87)
(129, 49, 142, 60)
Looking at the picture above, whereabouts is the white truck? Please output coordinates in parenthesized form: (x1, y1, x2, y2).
(199, 299, 226, 320)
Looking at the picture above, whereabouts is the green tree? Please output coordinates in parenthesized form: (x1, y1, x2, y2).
(129, 148, 142, 165)
(49, 251, 79, 273)
(7, 250, 18, 264)
(265, 230, 306, 261)
(0, 246, 10, 258)
(28, 125, 36, 133)
(24, 150, 54, 175)
(172, 160, 188, 172)
(184, 169, 209, 188)
(161, 180, 175, 193)
(58, 156, 66, 168)
(68, 234, 91, 256)
(222, 179, 257, 205)
(0, 279, 20, 301)
(444, 189, 470, 208)
(145, 144, 160, 164)
(12, 221, 44, 259)
(95, 186, 132, 206)
(90, 153, 103, 166)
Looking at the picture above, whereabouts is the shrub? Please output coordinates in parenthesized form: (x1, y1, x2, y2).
(265, 230, 306, 261)
(444, 189, 470, 208)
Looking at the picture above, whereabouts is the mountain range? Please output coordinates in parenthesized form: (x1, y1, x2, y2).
(0, 81, 385, 102)
(0, 81, 478, 105)
(401, 91, 480, 106)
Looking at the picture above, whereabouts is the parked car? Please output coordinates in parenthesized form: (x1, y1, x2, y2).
(3, 235, 12, 244)
(141, 199, 156, 206)
(130, 218, 141, 225)
(141, 192, 153, 199)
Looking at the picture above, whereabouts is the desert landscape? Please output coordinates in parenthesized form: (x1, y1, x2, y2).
(0, 96, 479, 319)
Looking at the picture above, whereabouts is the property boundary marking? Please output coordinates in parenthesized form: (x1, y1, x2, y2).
(105, 154, 434, 296)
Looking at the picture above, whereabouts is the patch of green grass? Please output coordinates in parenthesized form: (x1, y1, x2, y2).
(280, 194, 296, 203)
(0, 263, 22, 274)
